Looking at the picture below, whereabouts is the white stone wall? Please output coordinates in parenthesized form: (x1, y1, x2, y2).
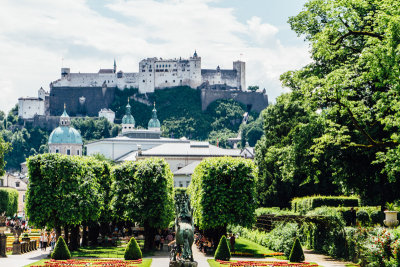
(201, 70, 238, 87)
(174, 174, 191, 188)
(99, 109, 115, 123)
(18, 98, 45, 119)
(49, 143, 82, 156)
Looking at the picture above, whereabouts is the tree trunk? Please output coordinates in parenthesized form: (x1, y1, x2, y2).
(69, 225, 80, 251)
(88, 222, 100, 246)
(143, 221, 157, 252)
(55, 226, 62, 241)
(64, 225, 69, 246)
(81, 222, 88, 247)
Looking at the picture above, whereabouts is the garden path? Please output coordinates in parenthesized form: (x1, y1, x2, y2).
(304, 249, 353, 267)
(0, 248, 50, 267)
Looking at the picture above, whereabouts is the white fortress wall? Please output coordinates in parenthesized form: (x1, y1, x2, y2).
(18, 98, 45, 119)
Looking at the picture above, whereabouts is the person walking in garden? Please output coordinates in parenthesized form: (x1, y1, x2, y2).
(229, 233, 236, 252)
(42, 232, 48, 251)
(39, 233, 44, 250)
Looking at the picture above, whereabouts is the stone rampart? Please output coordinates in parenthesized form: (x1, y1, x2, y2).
(201, 89, 268, 113)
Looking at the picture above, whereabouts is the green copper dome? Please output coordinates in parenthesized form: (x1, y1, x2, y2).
(49, 107, 82, 144)
(49, 127, 83, 144)
(122, 102, 135, 125)
(148, 105, 160, 129)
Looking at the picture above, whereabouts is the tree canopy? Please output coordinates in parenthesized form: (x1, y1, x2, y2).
(188, 157, 257, 242)
(275, 0, 400, 206)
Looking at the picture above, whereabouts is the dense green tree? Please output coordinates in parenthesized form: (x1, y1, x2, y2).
(112, 158, 174, 251)
(0, 188, 18, 216)
(240, 114, 263, 147)
(188, 157, 257, 244)
(255, 93, 339, 207)
(0, 136, 10, 176)
(281, 0, 400, 207)
(26, 154, 102, 244)
(208, 129, 236, 148)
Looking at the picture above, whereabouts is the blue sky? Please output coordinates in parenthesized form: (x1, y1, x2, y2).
(0, 0, 310, 113)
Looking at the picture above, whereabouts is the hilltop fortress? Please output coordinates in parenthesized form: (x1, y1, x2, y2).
(53, 51, 245, 93)
(19, 51, 268, 122)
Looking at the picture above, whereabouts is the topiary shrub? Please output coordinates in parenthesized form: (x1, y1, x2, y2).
(370, 211, 384, 225)
(289, 238, 304, 262)
(51, 236, 71, 260)
(124, 237, 142, 260)
(214, 235, 231, 261)
(356, 210, 370, 225)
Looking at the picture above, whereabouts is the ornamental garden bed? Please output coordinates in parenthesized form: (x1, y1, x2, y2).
(27, 258, 152, 267)
(209, 260, 318, 267)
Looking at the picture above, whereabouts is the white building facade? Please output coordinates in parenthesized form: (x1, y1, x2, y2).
(18, 87, 48, 119)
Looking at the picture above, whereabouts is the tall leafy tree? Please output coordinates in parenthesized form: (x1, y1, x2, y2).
(188, 157, 257, 245)
(0, 136, 10, 176)
(26, 154, 102, 246)
(282, 0, 400, 207)
(255, 93, 339, 207)
(112, 158, 174, 251)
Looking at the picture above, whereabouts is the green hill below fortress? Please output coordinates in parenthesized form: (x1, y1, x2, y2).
(0, 86, 263, 170)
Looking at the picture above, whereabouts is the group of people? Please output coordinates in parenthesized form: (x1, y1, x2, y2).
(154, 231, 175, 251)
(39, 231, 56, 251)
(195, 233, 214, 254)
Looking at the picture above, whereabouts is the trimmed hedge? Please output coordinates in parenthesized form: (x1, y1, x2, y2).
(214, 235, 231, 261)
(51, 236, 71, 260)
(291, 195, 360, 214)
(124, 237, 142, 260)
(0, 188, 18, 216)
(289, 238, 304, 262)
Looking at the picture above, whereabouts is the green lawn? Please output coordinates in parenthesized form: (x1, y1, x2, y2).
(25, 258, 152, 267)
(232, 237, 274, 255)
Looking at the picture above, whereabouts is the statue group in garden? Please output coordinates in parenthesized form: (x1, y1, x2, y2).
(170, 191, 197, 267)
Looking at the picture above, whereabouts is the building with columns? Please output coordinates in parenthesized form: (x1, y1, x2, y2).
(48, 105, 83, 155)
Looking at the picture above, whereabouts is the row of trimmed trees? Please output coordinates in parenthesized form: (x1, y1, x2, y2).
(26, 153, 257, 251)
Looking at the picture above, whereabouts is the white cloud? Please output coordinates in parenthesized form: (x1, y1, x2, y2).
(0, 0, 310, 113)
(246, 16, 279, 46)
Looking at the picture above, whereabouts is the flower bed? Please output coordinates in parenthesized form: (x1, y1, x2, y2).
(31, 259, 143, 266)
(231, 251, 284, 257)
(216, 260, 318, 267)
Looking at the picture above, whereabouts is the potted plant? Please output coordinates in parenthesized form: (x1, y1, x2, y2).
(384, 202, 399, 229)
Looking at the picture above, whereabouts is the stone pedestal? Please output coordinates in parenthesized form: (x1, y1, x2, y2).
(0, 233, 6, 257)
(169, 261, 198, 267)
(12, 243, 21, 255)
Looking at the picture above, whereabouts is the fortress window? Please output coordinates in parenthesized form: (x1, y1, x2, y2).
(169, 64, 171, 67)
(173, 80, 175, 83)
(165, 80, 168, 83)
(150, 74, 151, 76)
(142, 70, 145, 72)
(67, 149, 71, 155)
(77, 150, 80, 155)
(55, 149, 59, 153)
(162, 64, 164, 67)
(143, 80, 145, 82)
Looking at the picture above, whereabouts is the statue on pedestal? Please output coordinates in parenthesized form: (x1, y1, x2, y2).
(170, 191, 197, 267)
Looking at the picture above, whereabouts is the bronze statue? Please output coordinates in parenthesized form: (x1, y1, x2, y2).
(170, 191, 197, 267)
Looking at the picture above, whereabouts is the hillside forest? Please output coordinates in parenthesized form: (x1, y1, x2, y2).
(0, 86, 263, 170)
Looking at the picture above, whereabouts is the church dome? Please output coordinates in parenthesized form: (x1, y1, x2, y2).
(148, 104, 160, 130)
(49, 107, 82, 144)
(122, 102, 135, 125)
(49, 127, 83, 144)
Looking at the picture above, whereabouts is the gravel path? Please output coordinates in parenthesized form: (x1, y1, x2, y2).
(0, 248, 50, 267)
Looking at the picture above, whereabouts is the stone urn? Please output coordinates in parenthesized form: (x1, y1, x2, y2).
(384, 211, 399, 229)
